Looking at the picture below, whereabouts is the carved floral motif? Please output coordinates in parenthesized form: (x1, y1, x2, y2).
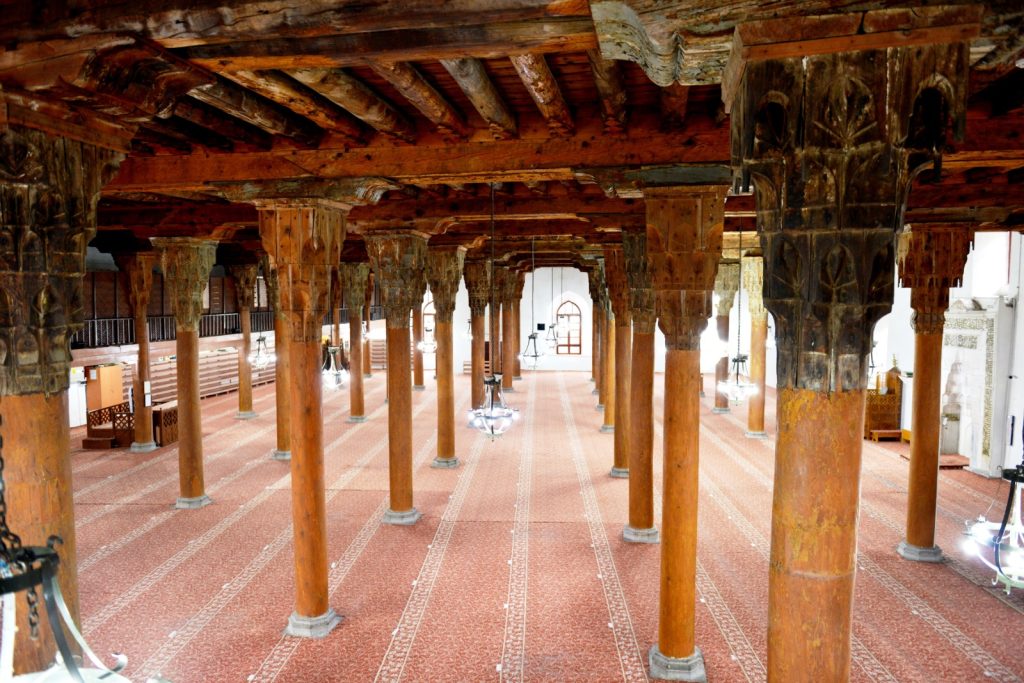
(463, 260, 491, 318)
(153, 237, 218, 333)
(339, 262, 370, 315)
(622, 230, 655, 334)
(365, 232, 428, 329)
(425, 248, 465, 324)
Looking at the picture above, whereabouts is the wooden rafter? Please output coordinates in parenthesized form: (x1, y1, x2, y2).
(369, 61, 470, 139)
(440, 58, 517, 139)
(509, 53, 573, 136)
(188, 78, 322, 146)
(170, 98, 273, 150)
(289, 68, 416, 142)
(586, 50, 626, 134)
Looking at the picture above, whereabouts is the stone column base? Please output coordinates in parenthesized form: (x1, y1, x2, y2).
(609, 467, 629, 479)
(383, 508, 422, 526)
(897, 540, 943, 563)
(347, 415, 367, 423)
(431, 457, 460, 469)
(364, 373, 373, 379)
(623, 526, 659, 544)
(711, 407, 730, 414)
(600, 425, 614, 434)
(513, 375, 522, 381)
(596, 404, 604, 411)
(271, 449, 291, 461)
(744, 431, 768, 439)
(413, 385, 426, 391)
(649, 645, 706, 682)
(285, 609, 342, 638)
(130, 441, 158, 453)
(236, 411, 258, 420)
(699, 391, 705, 398)
(175, 495, 212, 510)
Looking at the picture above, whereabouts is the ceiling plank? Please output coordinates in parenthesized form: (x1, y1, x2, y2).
(441, 57, 518, 140)
(586, 50, 626, 134)
(289, 68, 416, 142)
(369, 61, 470, 139)
(171, 98, 273, 150)
(188, 78, 323, 146)
(509, 53, 573, 136)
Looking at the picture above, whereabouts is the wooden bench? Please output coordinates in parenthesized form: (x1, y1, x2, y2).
(869, 429, 902, 442)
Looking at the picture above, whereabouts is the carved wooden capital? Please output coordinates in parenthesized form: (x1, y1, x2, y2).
(425, 247, 466, 324)
(339, 262, 370, 314)
(0, 126, 123, 396)
(230, 264, 259, 312)
(645, 186, 728, 350)
(463, 259, 491, 317)
(713, 261, 739, 318)
(258, 202, 346, 343)
(116, 251, 158, 317)
(898, 226, 974, 335)
(729, 26, 973, 391)
(741, 256, 767, 322)
(260, 254, 282, 318)
(365, 232, 428, 328)
(603, 246, 632, 326)
(153, 237, 218, 333)
(623, 231, 656, 334)
(493, 266, 517, 307)
(587, 260, 608, 311)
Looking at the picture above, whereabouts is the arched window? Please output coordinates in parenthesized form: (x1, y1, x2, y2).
(556, 300, 582, 355)
(422, 298, 436, 345)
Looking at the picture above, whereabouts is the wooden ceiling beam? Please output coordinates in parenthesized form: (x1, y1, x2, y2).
(289, 67, 416, 142)
(441, 57, 518, 140)
(188, 78, 323, 147)
(660, 83, 689, 130)
(145, 117, 234, 151)
(586, 49, 626, 135)
(369, 61, 470, 139)
(510, 53, 573, 136)
(170, 98, 274, 150)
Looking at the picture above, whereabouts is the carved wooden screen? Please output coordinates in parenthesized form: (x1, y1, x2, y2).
(556, 300, 582, 355)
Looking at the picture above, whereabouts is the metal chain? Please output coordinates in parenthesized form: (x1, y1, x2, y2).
(0, 414, 42, 639)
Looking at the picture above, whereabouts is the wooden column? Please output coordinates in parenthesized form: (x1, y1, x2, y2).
(426, 247, 466, 467)
(259, 200, 345, 637)
(646, 185, 727, 681)
(897, 227, 973, 563)
(725, 19, 973, 679)
(623, 230, 658, 543)
(496, 267, 517, 391)
(340, 262, 370, 422)
(600, 302, 616, 431)
(589, 264, 606, 400)
(743, 256, 768, 437)
(491, 300, 502, 375)
(512, 274, 524, 380)
(712, 263, 738, 414)
(464, 260, 491, 409)
(264, 258, 291, 460)
(412, 306, 425, 390)
(118, 251, 159, 451)
(605, 246, 631, 477)
(0, 126, 121, 673)
(363, 271, 374, 378)
(231, 264, 259, 420)
(154, 237, 218, 509)
(330, 266, 342, 348)
(367, 232, 429, 525)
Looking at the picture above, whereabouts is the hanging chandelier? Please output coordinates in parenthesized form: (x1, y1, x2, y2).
(321, 344, 349, 391)
(248, 334, 276, 370)
(963, 450, 1024, 594)
(468, 182, 518, 439)
(519, 237, 544, 370)
(716, 231, 758, 405)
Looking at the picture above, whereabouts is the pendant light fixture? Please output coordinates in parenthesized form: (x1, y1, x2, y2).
(468, 182, 518, 439)
(716, 231, 758, 404)
(321, 343, 349, 391)
(520, 237, 544, 370)
(248, 334, 276, 370)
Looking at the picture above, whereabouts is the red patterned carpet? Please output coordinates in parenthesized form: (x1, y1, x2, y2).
(69, 371, 1024, 682)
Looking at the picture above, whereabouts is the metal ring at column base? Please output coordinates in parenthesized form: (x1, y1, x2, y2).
(649, 645, 706, 682)
(413, 385, 426, 391)
(383, 508, 422, 526)
(271, 449, 291, 461)
(896, 540, 944, 563)
(285, 608, 342, 638)
(699, 391, 705, 398)
(623, 526, 660, 544)
(235, 411, 258, 420)
(175, 495, 212, 510)
(504, 386, 516, 392)
(596, 404, 604, 411)
(347, 415, 367, 423)
(711, 407, 730, 414)
(513, 375, 522, 381)
(609, 467, 629, 479)
(431, 457, 460, 469)
(129, 441, 157, 453)
(744, 430, 768, 439)
(600, 424, 614, 433)
(592, 388, 599, 395)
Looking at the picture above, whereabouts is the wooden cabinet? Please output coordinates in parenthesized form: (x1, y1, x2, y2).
(85, 363, 124, 411)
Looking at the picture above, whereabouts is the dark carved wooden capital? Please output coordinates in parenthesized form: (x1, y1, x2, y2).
(587, 260, 608, 312)
(713, 261, 739, 318)
(898, 226, 974, 335)
(623, 231, 656, 334)
(339, 262, 370, 315)
(463, 260, 491, 317)
(425, 247, 465, 324)
(494, 266, 519, 308)
(729, 31, 972, 391)
(258, 202, 346, 343)
(230, 264, 259, 312)
(603, 246, 632, 326)
(365, 232, 428, 329)
(153, 237, 218, 333)
(645, 186, 728, 350)
(742, 256, 767, 322)
(116, 251, 158, 317)
(0, 126, 123, 396)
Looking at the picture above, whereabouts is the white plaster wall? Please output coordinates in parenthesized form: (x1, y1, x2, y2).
(515, 267, 594, 372)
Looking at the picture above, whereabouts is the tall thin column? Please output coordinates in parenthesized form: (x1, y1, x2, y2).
(464, 260, 491, 409)
(897, 227, 973, 562)
(231, 264, 259, 420)
(743, 256, 768, 438)
(363, 271, 374, 378)
(645, 185, 728, 681)
(340, 262, 370, 422)
(330, 266, 342, 348)
(712, 263, 738, 414)
(589, 264, 606, 400)
(0, 126, 121, 673)
(426, 247, 466, 467)
(623, 230, 658, 543)
(491, 300, 502, 375)
(512, 275, 524, 380)
(154, 237, 218, 509)
(367, 232, 429, 525)
(725, 18, 973, 679)
(605, 246, 631, 477)
(498, 267, 517, 391)
(118, 251, 159, 450)
(258, 200, 344, 638)
(264, 258, 291, 460)
(600, 303, 616, 432)
(412, 306, 425, 390)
